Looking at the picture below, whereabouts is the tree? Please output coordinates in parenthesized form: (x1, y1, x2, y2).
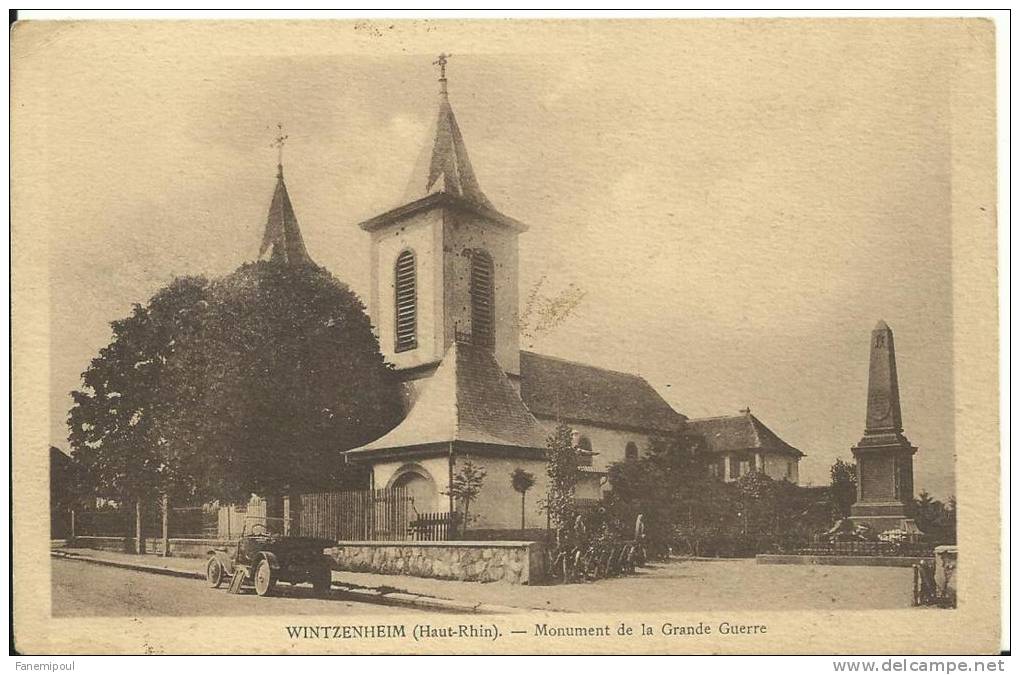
(191, 261, 401, 503)
(829, 458, 858, 519)
(510, 468, 536, 531)
(734, 470, 777, 537)
(543, 423, 580, 533)
(605, 435, 718, 557)
(68, 260, 403, 513)
(68, 276, 213, 549)
(445, 461, 487, 536)
(915, 490, 956, 545)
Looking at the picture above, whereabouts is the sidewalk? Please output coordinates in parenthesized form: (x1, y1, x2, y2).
(50, 547, 531, 614)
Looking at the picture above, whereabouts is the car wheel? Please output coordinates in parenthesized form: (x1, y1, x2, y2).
(254, 559, 276, 597)
(206, 558, 224, 588)
(313, 567, 332, 596)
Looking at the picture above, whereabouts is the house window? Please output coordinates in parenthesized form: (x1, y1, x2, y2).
(470, 250, 495, 347)
(625, 442, 639, 462)
(786, 461, 795, 481)
(394, 250, 417, 352)
(739, 459, 751, 477)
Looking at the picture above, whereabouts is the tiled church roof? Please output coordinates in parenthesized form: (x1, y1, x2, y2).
(518, 351, 685, 434)
(685, 411, 805, 457)
(347, 341, 549, 457)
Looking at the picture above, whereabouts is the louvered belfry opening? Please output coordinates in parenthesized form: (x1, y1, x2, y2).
(469, 250, 495, 348)
(394, 250, 417, 352)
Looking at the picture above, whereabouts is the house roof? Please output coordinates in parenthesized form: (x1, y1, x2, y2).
(518, 351, 685, 434)
(346, 341, 549, 457)
(685, 411, 805, 457)
(259, 167, 314, 265)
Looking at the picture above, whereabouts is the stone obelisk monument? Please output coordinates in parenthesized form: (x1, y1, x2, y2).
(850, 320, 921, 534)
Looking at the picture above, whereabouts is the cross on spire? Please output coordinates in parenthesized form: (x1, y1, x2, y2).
(271, 123, 288, 177)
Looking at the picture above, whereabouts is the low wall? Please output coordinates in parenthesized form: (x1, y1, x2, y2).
(72, 536, 233, 558)
(329, 540, 545, 584)
(464, 528, 551, 543)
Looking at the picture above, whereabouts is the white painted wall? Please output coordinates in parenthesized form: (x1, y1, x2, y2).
(371, 456, 452, 514)
(534, 419, 655, 473)
(454, 454, 549, 531)
(763, 454, 800, 484)
(369, 209, 444, 369)
(442, 210, 520, 375)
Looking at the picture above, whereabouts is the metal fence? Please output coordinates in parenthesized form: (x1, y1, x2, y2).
(74, 509, 133, 537)
(298, 487, 411, 541)
(75, 503, 226, 539)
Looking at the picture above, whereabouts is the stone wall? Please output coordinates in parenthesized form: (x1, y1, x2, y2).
(329, 540, 545, 584)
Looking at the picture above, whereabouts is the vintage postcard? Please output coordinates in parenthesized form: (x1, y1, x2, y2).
(11, 18, 1001, 655)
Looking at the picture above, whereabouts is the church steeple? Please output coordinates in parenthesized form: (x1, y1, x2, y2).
(402, 53, 493, 209)
(258, 126, 314, 266)
(360, 57, 526, 378)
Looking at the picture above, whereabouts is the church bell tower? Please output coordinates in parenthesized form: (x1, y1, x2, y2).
(360, 55, 526, 379)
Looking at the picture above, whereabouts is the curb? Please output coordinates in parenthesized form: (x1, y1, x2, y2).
(51, 550, 527, 614)
(51, 550, 203, 580)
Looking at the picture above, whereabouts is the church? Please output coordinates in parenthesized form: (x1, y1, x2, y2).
(260, 57, 805, 535)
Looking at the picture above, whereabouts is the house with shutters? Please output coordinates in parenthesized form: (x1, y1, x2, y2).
(259, 57, 805, 535)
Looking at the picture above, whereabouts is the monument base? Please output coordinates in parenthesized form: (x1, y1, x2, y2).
(850, 501, 921, 537)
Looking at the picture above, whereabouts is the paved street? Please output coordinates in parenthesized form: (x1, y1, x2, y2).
(335, 558, 917, 612)
(52, 552, 916, 617)
(51, 558, 425, 617)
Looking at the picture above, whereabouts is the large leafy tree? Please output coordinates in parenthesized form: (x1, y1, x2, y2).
(68, 276, 212, 505)
(605, 435, 727, 557)
(68, 260, 402, 507)
(188, 261, 401, 502)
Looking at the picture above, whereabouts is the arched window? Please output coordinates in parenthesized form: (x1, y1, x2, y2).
(625, 441, 639, 462)
(394, 250, 417, 352)
(469, 250, 495, 347)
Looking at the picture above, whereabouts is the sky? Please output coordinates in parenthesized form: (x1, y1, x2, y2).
(18, 20, 960, 497)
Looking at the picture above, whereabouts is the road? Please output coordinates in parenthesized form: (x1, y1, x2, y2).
(51, 558, 426, 617)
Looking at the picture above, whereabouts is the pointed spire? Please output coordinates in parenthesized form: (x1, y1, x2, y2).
(259, 126, 314, 266)
(864, 320, 903, 433)
(402, 54, 493, 209)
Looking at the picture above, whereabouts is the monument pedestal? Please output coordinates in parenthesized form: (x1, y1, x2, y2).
(850, 433, 920, 535)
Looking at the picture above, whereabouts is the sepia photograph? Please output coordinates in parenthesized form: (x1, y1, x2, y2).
(11, 15, 1002, 657)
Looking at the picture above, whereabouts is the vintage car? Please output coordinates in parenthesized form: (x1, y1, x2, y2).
(206, 516, 335, 597)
